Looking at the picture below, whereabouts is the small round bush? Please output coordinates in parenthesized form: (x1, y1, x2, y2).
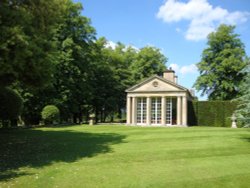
(41, 105, 60, 125)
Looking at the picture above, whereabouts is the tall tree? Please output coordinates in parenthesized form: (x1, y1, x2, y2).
(0, 0, 65, 88)
(194, 24, 247, 100)
(0, 0, 68, 126)
(49, 1, 96, 123)
(100, 40, 135, 119)
(10, 1, 96, 124)
(87, 38, 122, 122)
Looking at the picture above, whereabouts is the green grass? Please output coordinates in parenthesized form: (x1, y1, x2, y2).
(0, 125, 250, 188)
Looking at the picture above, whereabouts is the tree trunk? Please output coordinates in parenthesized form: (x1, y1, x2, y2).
(118, 108, 122, 119)
(104, 113, 107, 123)
(100, 110, 103, 123)
(73, 113, 77, 124)
(95, 108, 99, 123)
(10, 119, 18, 127)
(85, 112, 89, 124)
(110, 113, 114, 122)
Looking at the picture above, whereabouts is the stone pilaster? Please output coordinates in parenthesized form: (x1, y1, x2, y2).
(131, 97, 137, 125)
(177, 96, 182, 125)
(126, 96, 131, 125)
(182, 96, 187, 126)
(146, 97, 151, 125)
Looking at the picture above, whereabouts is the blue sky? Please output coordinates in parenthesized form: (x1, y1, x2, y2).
(76, 0, 250, 100)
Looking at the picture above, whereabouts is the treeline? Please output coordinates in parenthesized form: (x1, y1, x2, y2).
(0, 0, 167, 127)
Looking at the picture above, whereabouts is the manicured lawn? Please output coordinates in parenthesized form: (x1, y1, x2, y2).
(0, 125, 250, 188)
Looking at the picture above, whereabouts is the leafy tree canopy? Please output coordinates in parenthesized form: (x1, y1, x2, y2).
(0, 0, 169, 125)
(194, 24, 247, 100)
(0, 0, 68, 88)
(131, 46, 167, 82)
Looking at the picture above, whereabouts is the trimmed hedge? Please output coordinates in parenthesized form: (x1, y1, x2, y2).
(189, 101, 238, 127)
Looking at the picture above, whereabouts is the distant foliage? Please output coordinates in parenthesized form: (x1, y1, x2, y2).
(41, 105, 60, 125)
(0, 87, 23, 127)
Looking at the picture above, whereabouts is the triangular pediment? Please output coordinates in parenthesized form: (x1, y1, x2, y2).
(126, 75, 188, 92)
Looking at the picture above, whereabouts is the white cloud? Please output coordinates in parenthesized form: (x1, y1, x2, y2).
(105, 41, 117, 49)
(157, 0, 250, 41)
(125, 44, 140, 52)
(105, 40, 139, 52)
(180, 64, 198, 74)
(169, 63, 198, 75)
(176, 27, 181, 33)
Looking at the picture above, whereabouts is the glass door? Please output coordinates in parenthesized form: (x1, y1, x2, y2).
(166, 98, 172, 125)
(136, 97, 146, 124)
(151, 97, 161, 124)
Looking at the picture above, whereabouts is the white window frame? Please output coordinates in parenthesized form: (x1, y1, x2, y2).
(151, 97, 161, 125)
(136, 97, 146, 125)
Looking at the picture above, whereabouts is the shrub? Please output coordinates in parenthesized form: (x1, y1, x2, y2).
(189, 101, 238, 127)
(41, 105, 60, 125)
(0, 87, 23, 127)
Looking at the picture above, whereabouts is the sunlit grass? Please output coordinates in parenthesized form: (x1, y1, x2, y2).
(0, 125, 249, 187)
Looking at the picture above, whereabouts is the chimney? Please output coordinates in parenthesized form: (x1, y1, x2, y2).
(163, 68, 177, 83)
(174, 75, 178, 84)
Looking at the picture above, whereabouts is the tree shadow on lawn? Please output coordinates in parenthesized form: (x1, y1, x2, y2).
(240, 136, 250, 142)
(0, 128, 126, 181)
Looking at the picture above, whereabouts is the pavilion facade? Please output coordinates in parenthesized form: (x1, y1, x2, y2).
(125, 70, 193, 126)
